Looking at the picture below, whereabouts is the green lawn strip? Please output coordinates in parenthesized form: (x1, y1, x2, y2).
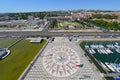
(0, 39, 46, 80)
(0, 38, 19, 48)
(0, 26, 8, 28)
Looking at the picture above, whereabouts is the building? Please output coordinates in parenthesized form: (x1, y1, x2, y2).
(30, 37, 43, 43)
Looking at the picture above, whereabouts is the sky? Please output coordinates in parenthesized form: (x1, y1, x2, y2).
(0, 0, 120, 13)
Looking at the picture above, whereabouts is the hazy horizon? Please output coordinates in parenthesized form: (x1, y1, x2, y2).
(0, 0, 120, 13)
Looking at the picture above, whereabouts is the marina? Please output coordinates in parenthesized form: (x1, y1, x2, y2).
(80, 41, 120, 73)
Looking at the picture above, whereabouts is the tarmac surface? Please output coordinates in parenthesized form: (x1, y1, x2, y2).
(0, 29, 120, 37)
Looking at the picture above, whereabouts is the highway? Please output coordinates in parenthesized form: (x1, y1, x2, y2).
(0, 31, 120, 37)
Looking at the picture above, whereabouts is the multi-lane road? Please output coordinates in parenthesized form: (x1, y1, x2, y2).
(0, 30, 120, 37)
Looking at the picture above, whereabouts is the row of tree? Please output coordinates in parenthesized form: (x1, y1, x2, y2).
(90, 20, 120, 30)
(74, 20, 92, 27)
(49, 20, 58, 29)
(91, 14, 118, 19)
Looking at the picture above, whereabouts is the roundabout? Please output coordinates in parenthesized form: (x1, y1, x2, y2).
(43, 46, 80, 77)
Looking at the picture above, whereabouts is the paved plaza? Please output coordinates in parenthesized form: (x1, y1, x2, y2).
(23, 37, 103, 80)
(43, 46, 80, 77)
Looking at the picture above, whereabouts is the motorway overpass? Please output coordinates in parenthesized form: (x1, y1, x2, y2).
(0, 31, 120, 37)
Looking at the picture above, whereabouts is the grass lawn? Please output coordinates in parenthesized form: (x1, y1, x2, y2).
(58, 21, 84, 29)
(0, 26, 16, 28)
(0, 39, 46, 80)
(0, 38, 20, 48)
(0, 26, 8, 28)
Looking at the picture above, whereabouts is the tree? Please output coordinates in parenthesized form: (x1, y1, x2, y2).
(90, 20, 120, 30)
(91, 14, 118, 19)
